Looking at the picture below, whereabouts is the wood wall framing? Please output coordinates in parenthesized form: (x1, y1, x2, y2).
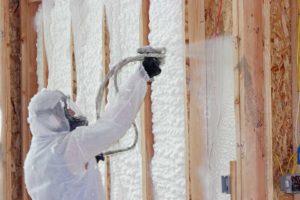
(1, 0, 299, 199)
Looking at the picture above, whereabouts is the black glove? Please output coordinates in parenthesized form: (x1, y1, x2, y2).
(142, 57, 161, 78)
(95, 153, 105, 163)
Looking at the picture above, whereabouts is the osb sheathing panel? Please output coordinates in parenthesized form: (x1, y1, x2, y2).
(271, 0, 293, 200)
(205, 0, 232, 37)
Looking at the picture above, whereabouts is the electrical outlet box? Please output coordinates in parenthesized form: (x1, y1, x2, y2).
(281, 174, 300, 193)
(221, 175, 230, 194)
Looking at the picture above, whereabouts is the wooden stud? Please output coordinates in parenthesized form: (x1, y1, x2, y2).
(42, 26, 49, 88)
(20, 1, 39, 200)
(185, 0, 206, 199)
(140, 1, 154, 199)
(230, 161, 237, 200)
(232, 0, 242, 198)
(262, 0, 273, 199)
(183, 0, 190, 198)
(104, 156, 111, 200)
(0, 1, 11, 200)
(237, 0, 266, 199)
(70, 27, 77, 101)
(102, 7, 111, 200)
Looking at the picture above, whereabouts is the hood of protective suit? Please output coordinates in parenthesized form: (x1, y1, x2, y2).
(28, 89, 70, 137)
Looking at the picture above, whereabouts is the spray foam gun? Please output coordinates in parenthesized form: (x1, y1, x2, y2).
(95, 46, 166, 160)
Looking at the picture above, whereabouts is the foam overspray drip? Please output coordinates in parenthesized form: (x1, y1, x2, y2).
(187, 35, 237, 200)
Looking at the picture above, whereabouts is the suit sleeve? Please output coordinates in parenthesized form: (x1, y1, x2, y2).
(65, 66, 149, 163)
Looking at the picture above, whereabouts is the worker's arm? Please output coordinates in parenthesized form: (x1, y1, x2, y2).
(67, 66, 149, 163)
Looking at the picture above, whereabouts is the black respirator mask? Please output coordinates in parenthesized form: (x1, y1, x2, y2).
(62, 96, 89, 131)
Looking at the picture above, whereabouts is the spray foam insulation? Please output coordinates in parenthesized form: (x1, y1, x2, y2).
(104, 1, 143, 199)
(35, 0, 238, 199)
(148, 0, 187, 199)
(70, 0, 104, 122)
(41, 0, 72, 95)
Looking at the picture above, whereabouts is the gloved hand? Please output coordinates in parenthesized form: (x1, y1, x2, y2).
(142, 57, 162, 78)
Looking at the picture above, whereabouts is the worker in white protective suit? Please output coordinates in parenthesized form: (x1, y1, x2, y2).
(24, 57, 162, 200)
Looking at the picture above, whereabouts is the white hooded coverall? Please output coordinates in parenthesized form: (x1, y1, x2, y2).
(24, 67, 149, 200)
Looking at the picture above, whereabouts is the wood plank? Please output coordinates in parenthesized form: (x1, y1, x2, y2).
(20, 1, 39, 200)
(232, 0, 242, 198)
(183, 0, 190, 198)
(262, 0, 273, 200)
(42, 26, 49, 88)
(0, 1, 5, 199)
(102, 7, 111, 200)
(140, 0, 154, 199)
(238, 0, 266, 199)
(70, 27, 77, 101)
(230, 161, 237, 200)
(1, 0, 33, 199)
(0, 1, 10, 200)
(185, 0, 206, 199)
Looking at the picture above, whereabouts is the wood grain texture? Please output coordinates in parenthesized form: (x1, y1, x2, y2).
(230, 161, 237, 200)
(102, 8, 111, 200)
(232, 0, 242, 198)
(236, 0, 267, 199)
(140, 1, 154, 199)
(185, 0, 206, 199)
(70, 27, 77, 101)
(2, 0, 24, 199)
(42, 26, 49, 88)
(20, 1, 39, 200)
(205, 0, 232, 37)
(262, 0, 273, 199)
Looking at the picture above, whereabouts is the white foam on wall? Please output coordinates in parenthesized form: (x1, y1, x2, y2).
(70, 0, 104, 122)
(206, 36, 236, 200)
(42, 0, 72, 95)
(148, 1, 187, 199)
(104, 1, 143, 199)
(36, 1, 237, 200)
(34, 6, 44, 91)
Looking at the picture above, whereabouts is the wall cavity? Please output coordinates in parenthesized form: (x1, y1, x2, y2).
(148, 0, 187, 199)
(104, 1, 143, 199)
(70, 0, 104, 122)
(34, 1, 237, 200)
(42, 0, 72, 95)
